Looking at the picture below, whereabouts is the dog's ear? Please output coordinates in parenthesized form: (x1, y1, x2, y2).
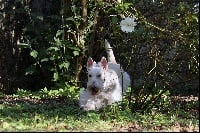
(101, 57, 108, 70)
(87, 57, 94, 68)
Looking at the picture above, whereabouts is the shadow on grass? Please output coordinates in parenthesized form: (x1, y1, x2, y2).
(0, 95, 89, 121)
(0, 94, 199, 132)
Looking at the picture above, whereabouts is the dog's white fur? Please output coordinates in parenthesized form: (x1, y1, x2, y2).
(79, 39, 131, 111)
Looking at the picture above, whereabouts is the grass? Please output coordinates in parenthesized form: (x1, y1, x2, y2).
(0, 88, 199, 132)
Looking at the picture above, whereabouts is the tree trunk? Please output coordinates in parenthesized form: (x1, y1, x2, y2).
(0, 0, 20, 94)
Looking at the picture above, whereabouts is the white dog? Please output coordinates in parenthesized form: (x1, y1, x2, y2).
(79, 39, 131, 111)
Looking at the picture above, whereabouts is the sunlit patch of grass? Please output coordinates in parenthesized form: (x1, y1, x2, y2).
(0, 89, 199, 132)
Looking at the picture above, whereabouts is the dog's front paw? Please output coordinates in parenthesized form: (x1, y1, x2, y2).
(83, 103, 96, 111)
(82, 100, 96, 111)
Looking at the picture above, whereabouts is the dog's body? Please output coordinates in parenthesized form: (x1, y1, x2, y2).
(79, 39, 131, 111)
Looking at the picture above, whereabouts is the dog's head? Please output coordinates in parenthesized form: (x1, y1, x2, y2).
(86, 57, 108, 95)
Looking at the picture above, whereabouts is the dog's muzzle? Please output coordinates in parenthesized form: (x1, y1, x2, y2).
(89, 87, 99, 95)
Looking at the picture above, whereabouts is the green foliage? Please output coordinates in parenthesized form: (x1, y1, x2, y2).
(95, 0, 199, 112)
(15, 85, 80, 99)
(2, 0, 198, 113)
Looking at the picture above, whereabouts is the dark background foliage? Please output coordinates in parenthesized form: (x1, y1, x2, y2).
(0, 0, 199, 111)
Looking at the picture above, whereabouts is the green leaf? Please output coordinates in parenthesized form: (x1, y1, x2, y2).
(66, 17, 75, 21)
(111, 16, 118, 24)
(53, 72, 59, 81)
(192, 15, 198, 23)
(32, 13, 44, 21)
(68, 46, 80, 51)
(56, 30, 64, 37)
(41, 58, 49, 62)
(36, 16, 43, 21)
(25, 65, 36, 75)
(50, 56, 55, 61)
(73, 51, 79, 56)
(47, 47, 59, 51)
(59, 62, 70, 69)
(123, 2, 133, 10)
(30, 50, 38, 58)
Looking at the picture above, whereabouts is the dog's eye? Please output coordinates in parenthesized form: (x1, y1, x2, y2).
(89, 74, 92, 77)
(97, 74, 101, 78)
